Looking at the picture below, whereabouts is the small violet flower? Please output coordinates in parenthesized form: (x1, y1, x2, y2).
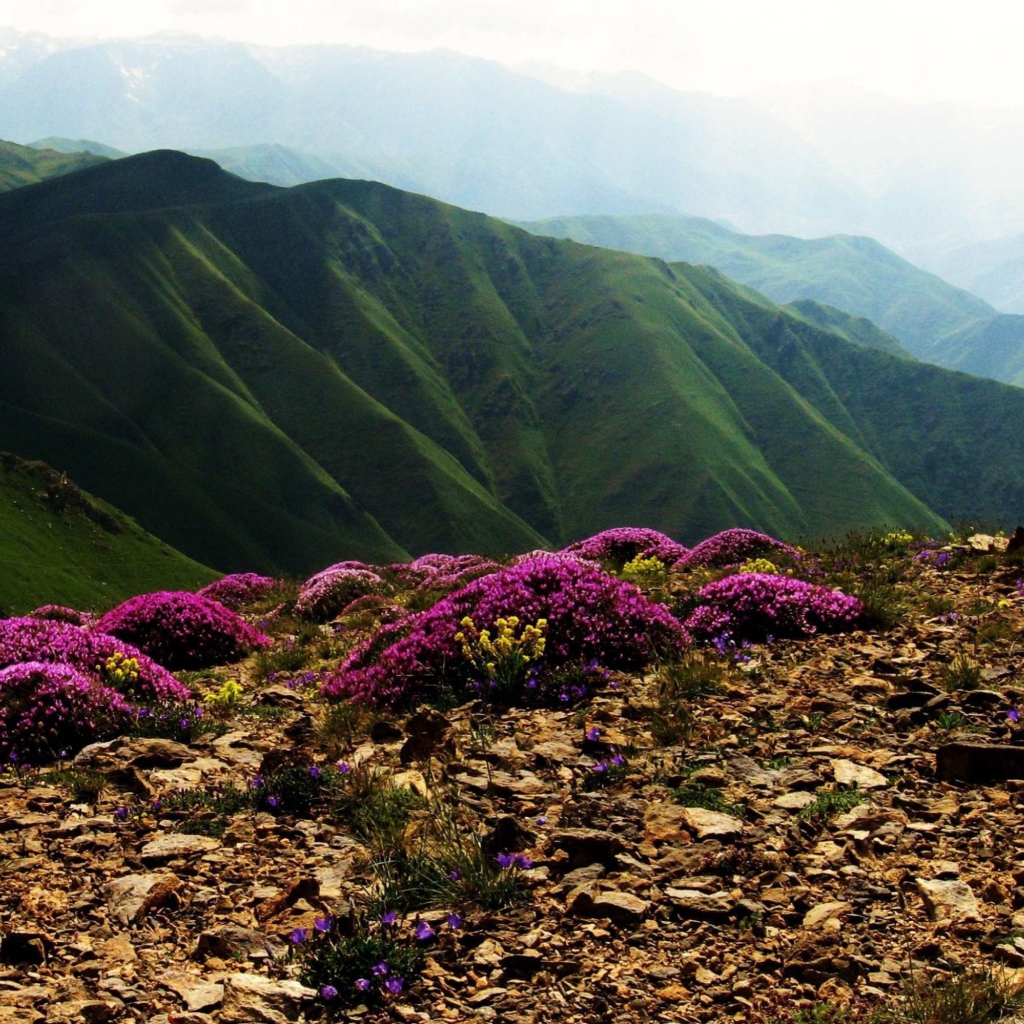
(290, 928, 308, 945)
(446, 912, 462, 930)
(114, 807, 128, 821)
(320, 985, 338, 1001)
(372, 961, 390, 977)
(314, 916, 332, 932)
(385, 977, 404, 995)
(308, 764, 321, 778)
(415, 920, 435, 941)
(1009, 709, 1020, 723)
(355, 978, 371, 992)
(585, 726, 601, 741)
(381, 910, 398, 925)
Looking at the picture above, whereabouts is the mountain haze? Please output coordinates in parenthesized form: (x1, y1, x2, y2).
(0, 137, 107, 191)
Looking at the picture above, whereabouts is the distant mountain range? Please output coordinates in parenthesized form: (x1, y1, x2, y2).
(0, 137, 106, 191)
(517, 214, 1024, 385)
(6, 152, 1024, 573)
(0, 30, 868, 233)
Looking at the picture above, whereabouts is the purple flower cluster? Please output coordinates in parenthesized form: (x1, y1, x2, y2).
(388, 554, 501, 593)
(197, 573, 277, 609)
(0, 617, 190, 701)
(0, 661, 133, 761)
(27, 605, 95, 626)
(295, 563, 388, 621)
(564, 527, 689, 567)
(685, 573, 863, 644)
(95, 592, 271, 670)
(676, 529, 801, 569)
(322, 556, 688, 706)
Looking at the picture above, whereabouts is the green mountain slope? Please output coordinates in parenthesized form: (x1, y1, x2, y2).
(782, 300, 912, 359)
(0, 137, 108, 192)
(11, 151, 1024, 569)
(518, 214, 996, 362)
(0, 451, 217, 615)
(924, 314, 1024, 388)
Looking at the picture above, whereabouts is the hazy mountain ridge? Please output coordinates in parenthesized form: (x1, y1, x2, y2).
(517, 213, 1024, 383)
(0, 136, 108, 191)
(0, 30, 866, 230)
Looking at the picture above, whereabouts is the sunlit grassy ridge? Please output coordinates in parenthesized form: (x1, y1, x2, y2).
(0, 453, 216, 614)
(0, 138, 107, 192)
(7, 151, 1024, 573)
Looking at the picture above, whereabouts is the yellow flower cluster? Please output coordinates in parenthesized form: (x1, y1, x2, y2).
(97, 650, 140, 687)
(884, 530, 914, 548)
(455, 615, 547, 676)
(738, 558, 779, 575)
(205, 678, 244, 708)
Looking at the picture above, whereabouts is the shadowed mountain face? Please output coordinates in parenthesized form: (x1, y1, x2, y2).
(5, 151, 1024, 573)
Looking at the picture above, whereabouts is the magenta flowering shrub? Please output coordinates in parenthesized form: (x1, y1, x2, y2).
(685, 573, 863, 644)
(28, 604, 94, 626)
(388, 554, 501, 593)
(95, 592, 271, 670)
(295, 564, 388, 621)
(0, 617, 190, 701)
(564, 527, 689, 567)
(322, 555, 688, 707)
(677, 529, 800, 569)
(0, 661, 133, 760)
(198, 573, 277, 609)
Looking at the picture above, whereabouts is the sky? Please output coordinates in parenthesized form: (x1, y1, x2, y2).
(2, 0, 1024, 108)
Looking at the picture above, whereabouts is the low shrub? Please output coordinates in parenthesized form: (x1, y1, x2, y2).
(677, 528, 800, 569)
(564, 527, 689, 567)
(0, 617, 190, 701)
(197, 573, 277, 609)
(685, 573, 863, 644)
(295, 564, 388, 621)
(95, 592, 271, 670)
(0, 661, 133, 761)
(27, 605, 93, 626)
(322, 555, 688, 708)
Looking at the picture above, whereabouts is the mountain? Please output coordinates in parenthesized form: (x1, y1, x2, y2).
(516, 214, 995, 361)
(0, 33, 865, 230)
(0, 137, 107, 191)
(781, 300, 911, 359)
(11, 153, 1024, 574)
(930, 232, 1024, 315)
(0, 451, 216, 615)
(923, 315, 1024, 387)
(29, 136, 126, 159)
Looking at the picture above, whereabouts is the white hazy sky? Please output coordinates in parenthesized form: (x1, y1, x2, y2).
(2, 0, 1023, 108)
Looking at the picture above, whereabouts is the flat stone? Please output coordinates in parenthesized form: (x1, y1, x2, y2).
(803, 901, 852, 928)
(140, 834, 221, 865)
(566, 885, 649, 923)
(103, 873, 182, 926)
(161, 974, 224, 1012)
(220, 974, 316, 1024)
(916, 878, 981, 923)
(664, 888, 735, 917)
(677, 806, 743, 840)
(551, 828, 625, 864)
(643, 802, 691, 843)
(773, 791, 817, 811)
(936, 743, 1024, 783)
(195, 925, 273, 961)
(830, 759, 888, 790)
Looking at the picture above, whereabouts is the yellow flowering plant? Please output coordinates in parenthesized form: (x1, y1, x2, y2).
(204, 678, 244, 712)
(619, 555, 666, 589)
(95, 650, 141, 691)
(454, 615, 547, 704)
(738, 558, 779, 575)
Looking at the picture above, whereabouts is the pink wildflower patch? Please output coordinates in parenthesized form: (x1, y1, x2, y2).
(295, 564, 388, 621)
(95, 592, 270, 670)
(564, 527, 689, 567)
(322, 555, 688, 707)
(685, 573, 862, 644)
(0, 617, 190, 701)
(676, 529, 800, 569)
(198, 573, 277, 609)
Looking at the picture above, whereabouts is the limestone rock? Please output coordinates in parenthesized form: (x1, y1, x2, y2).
(677, 806, 743, 840)
(830, 758, 888, 790)
(220, 974, 316, 1024)
(916, 878, 981, 922)
(103, 873, 182, 926)
(140, 834, 222, 865)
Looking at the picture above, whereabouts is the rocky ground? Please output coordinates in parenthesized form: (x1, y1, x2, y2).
(2, 540, 1024, 1024)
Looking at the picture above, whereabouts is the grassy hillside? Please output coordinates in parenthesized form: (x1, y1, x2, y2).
(0, 451, 217, 615)
(518, 214, 996, 364)
(11, 151, 1024, 570)
(0, 137, 108, 192)
(29, 136, 127, 159)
